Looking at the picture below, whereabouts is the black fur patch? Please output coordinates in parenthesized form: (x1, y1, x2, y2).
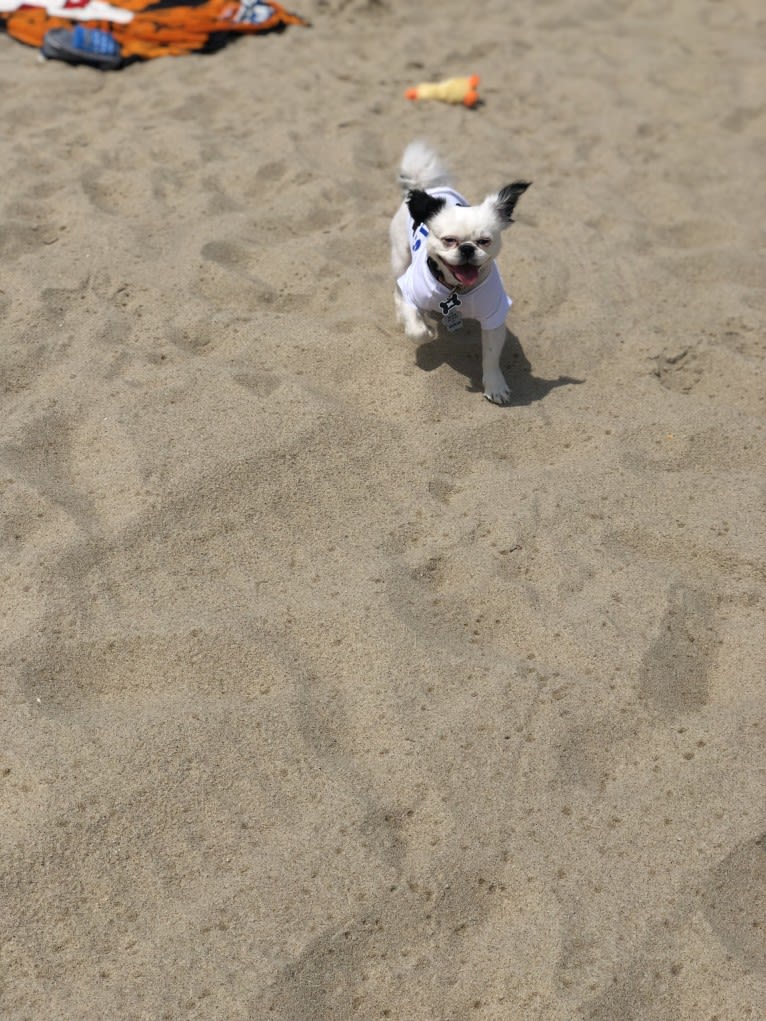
(495, 181, 532, 223)
(407, 190, 446, 229)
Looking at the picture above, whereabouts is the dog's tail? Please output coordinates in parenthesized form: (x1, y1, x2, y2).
(397, 140, 451, 196)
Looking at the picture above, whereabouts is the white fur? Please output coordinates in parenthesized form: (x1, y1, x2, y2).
(390, 140, 528, 405)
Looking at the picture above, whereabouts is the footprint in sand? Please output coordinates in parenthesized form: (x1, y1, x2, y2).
(0, 218, 63, 260)
(0, 410, 95, 532)
(197, 238, 309, 315)
(80, 162, 149, 218)
(703, 834, 766, 975)
(652, 346, 707, 395)
(638, 583, 718, 712)
(196, 239, 276, 311)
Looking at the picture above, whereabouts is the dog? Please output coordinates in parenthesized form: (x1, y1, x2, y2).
(390, 140, 530, 405)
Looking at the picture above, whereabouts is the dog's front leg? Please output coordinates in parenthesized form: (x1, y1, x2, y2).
(395, 287, 437, 344)
(481, 325, 511, 405)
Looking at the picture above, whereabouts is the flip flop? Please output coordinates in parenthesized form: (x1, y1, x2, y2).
(41, 25, 123, 70)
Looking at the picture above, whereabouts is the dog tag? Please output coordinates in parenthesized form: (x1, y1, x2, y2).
(440, 291, 463, 333)
(443, 307, 463, 332)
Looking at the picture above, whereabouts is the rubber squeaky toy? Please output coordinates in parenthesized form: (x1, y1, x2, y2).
(405, 74, 480, 108)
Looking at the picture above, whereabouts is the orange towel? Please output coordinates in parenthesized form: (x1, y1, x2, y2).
(2, 0, 306, 62)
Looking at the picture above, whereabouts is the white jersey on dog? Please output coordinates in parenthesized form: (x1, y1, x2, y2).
(396, 187, 512, 332)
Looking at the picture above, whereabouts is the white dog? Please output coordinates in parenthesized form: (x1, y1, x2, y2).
(390, 140, 530, 404)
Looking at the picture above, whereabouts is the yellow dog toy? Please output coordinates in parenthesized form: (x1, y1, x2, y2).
(405, 74, 481, 108)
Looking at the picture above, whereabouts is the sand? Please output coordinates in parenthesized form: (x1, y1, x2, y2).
(1, 0, 764, 1018)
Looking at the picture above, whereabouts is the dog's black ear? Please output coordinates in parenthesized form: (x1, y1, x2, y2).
(494, 181, 532, 224)
(407, 189, 446, 229)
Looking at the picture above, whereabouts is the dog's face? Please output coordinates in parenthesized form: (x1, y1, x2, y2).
(408, 182, 530, 289)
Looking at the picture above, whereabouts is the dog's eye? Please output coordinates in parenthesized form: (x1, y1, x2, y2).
(477, 238, 491, 247)
(441, 236, 459, 248)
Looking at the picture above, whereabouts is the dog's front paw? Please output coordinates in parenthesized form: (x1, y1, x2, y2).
(404, 311, 436, 343)
(406, 320, 437, 344)
(483, 374, 512, 405)
(397, 298, 436, 344)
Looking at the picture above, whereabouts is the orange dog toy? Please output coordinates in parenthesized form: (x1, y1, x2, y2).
(405, 74, 480, 108)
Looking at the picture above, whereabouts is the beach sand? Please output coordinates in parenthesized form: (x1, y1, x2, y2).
(0, 0, 764, 1017)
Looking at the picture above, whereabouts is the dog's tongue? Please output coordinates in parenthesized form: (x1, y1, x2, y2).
(452, 263, 479, 287)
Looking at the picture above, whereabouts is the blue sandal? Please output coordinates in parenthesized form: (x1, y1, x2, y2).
(41, 25, 123, 70)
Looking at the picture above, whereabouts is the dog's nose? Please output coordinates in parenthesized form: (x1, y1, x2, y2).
(458, 243, 475, 260)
